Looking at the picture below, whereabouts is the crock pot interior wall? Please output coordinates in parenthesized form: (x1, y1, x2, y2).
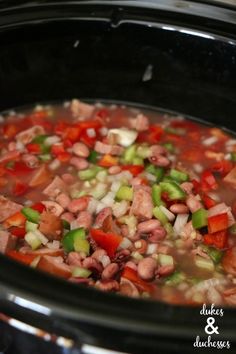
(0, 15, 236, 129)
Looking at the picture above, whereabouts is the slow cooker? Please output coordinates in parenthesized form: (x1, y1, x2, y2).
(0, 1, 236, 353)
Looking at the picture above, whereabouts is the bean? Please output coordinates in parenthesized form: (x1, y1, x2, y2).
(137, 257, 157, 280)
(149, 155, 170, 167)
(170, 203, 189, 214)
(61, 173, 76, 185)
(137, 219, 161, 234)
(70, 156, 89, 170)
(72, 142, 90, 158)
(102, 263, 119, 280)
(42, 201, 64, 216)
(83, 257, 103, 273)
(76, 211, 92, 229)
(96, 280, 119, 292)
(108, 166, 121, 175)
(67, 252, 83, 267)
(148, 227, 167, 243)
(150, 144, 167, 156)
(120, 278, 139, 297)
(91, 249, 107, 262)
(134, 239, 147, 254)
(125, 261, 137, 271)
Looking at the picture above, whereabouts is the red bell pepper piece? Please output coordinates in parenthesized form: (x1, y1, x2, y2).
(121, 165, 144, 176)
(3, 211, 26, 228)
(96, 108, 109, 119)
(211, 160, 233, 177)
(98, 154, 118, 167)
(202, 194, 217, 209)
(3, 124, 18, 138)
(6, 161, 33, 176)
(26, 143, 41, 154)
(55, 121, 69, 135)
(80, 130, 97, 148)
(10, 226, 26, 238)
(31, 202, 46, 213)
(6, 250, 37, 265)
(12, 181, 28, 196)
(121, 266, 155, 293)
(191, 179, 201, 194)
(51, 143, 65, 156)
(137, 125, 163, 144)
(90, 228, 122, 257)
(57, 152, 72, 162)
(201, 170, 218, 191)
(203, 230, 228, 249)
(208, 213, 228, 234)
(64, 125, 82, 142)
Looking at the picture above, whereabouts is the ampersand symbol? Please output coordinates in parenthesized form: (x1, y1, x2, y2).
(205, 317, 219, 335)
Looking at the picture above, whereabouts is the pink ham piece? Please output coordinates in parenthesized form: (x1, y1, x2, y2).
(130, 186, 153, 220)
(223, 166, 236, 188)
(94, 207, 112, 228)
(16, 125, 45, 144)
(70, 99, 94, 118)
(94, 141, 124, 156)
(43, 176, 67, 198)
(0, 196, 22, 222)
(37, 255, 72, 279)
(0, 231, 16, 253)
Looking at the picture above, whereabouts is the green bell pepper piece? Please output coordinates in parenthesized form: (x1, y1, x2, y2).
(160, 181, 186, 200)
(192, 208, 208, 229)
(62, 228, 86, 252)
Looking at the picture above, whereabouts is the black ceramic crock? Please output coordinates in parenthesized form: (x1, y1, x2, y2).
(0, 1, 236, 353)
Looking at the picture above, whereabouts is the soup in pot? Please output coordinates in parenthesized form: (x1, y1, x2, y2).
(0, 99, 236, 306)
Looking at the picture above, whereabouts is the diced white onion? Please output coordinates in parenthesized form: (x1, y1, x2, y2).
(119, 237, 132, 250)
(96, 202, 107, 214)
(100, 255, 111, 268)
(224, 153, 232, 161)
(99, 127, 108, 136)
(173, 214, 189, 235)
(45, 136, 61, 146)
(202, 136, 218, 146)
(226, 139, 236, 146)
(146, 243, 158, 255)
(112, 200, 129, 218)
(49, 158, 61, 170)
(96, 170, 107, 182)
(70, 220, 79, 230)
(34, 230, 48, 245)
(46, 240, 60, 249)
(16, 141, 25, 151)
(86, 128, 96, 138)
(193, 163, 203, 173)
(100, 191, 115, 207)
(159, 205, 175, 221)
(87, 198, 99, 214)
(108, 128, 138, 147)
(111, 181, 121, 193)
(144, 172, 156, 182)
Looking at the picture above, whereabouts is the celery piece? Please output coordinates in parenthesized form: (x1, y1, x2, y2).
(195, 256, 215, 272)
(21, 207, 40, 224)
(231, 152, 236, 162)
(146, 165, 164, 182)
(123, 144, 136, 163)
(25, 220, 38, 232)
(32, 135, 49, 144)
(72, 267, 91, 278)
(192, 208, 208, 229)
(165, 271, 186, 286)
(116, 185, 133, 201)
(162, 142, 174, 153)
(132, 157, 144, 165)
(25, 232, 41, 250)
(152, 184, 165, 206)
(170, 169, 189, 183)
(39, 154, 52, 162)
(74, 238, 90, 255)
(136, 145, 150, 159)
(78, 166, 101, 181)
(159, 254, 174, 267)
(153, 206, 168, 225)
(160, 181, 186, 200)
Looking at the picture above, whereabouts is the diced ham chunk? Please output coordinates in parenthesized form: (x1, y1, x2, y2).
(186, 194, 203, 213)
(223, 166, 236, 187)
(16, 125, 45, 144)
(130, 113, 149, 132)
(39, 211, 63, 240)
(0, 196, 22, 222)
(94, 141, 124, 156)
(20, 246, 63, 257)
(208, 203, 235, 226)
(0, 231, 16, 253)
(37, 255, 72, 278)
(43, 176, 67, 198)
(130, 186, 153, 220)
(76, 211, 92, 229)
(71, 99, 94, 118)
